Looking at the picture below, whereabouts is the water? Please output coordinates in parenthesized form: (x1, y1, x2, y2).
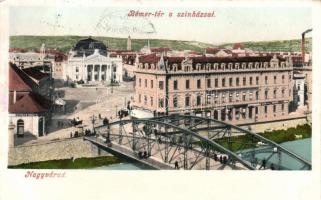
(93, 138, 311, 170)
(92, 161, 156, 170)
(93, 162, 143, 170)
(238, 138, 311, 170)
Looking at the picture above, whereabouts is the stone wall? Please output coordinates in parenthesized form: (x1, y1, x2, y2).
(241, 117, 308, 133)
(8, 137, 110, 166)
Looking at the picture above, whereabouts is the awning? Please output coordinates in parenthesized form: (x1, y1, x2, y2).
(54, 98, 66, 106)
(131, 109, 153, 119)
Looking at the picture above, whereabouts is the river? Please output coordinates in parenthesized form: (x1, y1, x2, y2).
(93, 138, 311, 170)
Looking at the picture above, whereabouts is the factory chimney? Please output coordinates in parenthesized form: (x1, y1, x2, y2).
(301, 28, 312, 66)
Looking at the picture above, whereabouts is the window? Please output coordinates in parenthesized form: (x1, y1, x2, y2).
(242, 93, 246, 101)
(282, 75, 285, 83)
(139, 94, 141, 103)
(249, 107, 253, 118)
(249, 92, 253, 101)
(197, 95, 201, 106)
(215, 78, 218, 87)
(159, 81, 164, 90)
(185, 96, 190, 107)
(289, 74, 292, 80)
(229, 78, 233, 87)
(274, 75, 277, 84)
(236, 92, 240, 101)
(76, 75, 79, 80)
(256, 91, 259, 100)
(207, 79, 211, 88)
(197, 79, 201, 89)
(222, 78, 226, 87)
(250, 77, 253, 85)
(173, 96, 178, 108)
(265, 76, 268, 85)
(264, 105, 268, 114)
(151, 80, 154, 88)
(150, 97, 153, 106)
(236, 78, 240, 86)
(139, 78, 141, 87)
(265, 90, 268, 99)
(159, 98, 164, 108)
(173, 80, 178, 90)
(273, 105, 276, 113)
(76, 67, 79, 73)
(145, 79, 147, 87)
(243, 77, 246, 86)
(186, 80, 190, 89)
(256, 76, 259, 85)
(281, 104, 284, 112)
(255, 107, 259, 115)
(282, 89, 285, 97)
(17, 119, 24, 136)
(144, 95, 147, 105)
(229, 93, 233, 102)
(273, 90, 277, 99)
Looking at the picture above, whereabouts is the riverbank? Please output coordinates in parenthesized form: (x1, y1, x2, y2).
(8, 156, 124, 169)
(215, 124, 311, 151)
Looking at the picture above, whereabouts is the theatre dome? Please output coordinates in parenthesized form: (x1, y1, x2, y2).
(72, 37, 108, 56)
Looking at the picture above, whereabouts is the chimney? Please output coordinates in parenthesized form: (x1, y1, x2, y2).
(301, 33, 305, 65)
(13, 90, 16, 104)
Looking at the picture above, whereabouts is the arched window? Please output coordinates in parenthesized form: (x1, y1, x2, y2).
(17, 119, 24, 137)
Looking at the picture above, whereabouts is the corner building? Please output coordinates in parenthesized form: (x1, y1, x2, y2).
(134, 54, 294, 125)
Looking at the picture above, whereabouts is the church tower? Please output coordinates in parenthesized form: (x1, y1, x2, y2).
(127, 35, 132, 51)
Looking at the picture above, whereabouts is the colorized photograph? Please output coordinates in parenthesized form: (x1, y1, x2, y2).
(7, 6, 312, 170)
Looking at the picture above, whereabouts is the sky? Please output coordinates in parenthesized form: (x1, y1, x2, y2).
(9, 6, 312, 44)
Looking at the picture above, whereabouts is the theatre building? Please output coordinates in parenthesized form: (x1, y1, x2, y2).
(9, 63, 50, 140)
(133, 54, 294, 124)
(64, 37, 123, 84)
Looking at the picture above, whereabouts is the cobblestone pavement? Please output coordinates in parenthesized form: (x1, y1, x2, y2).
(23, 82, 135, 145)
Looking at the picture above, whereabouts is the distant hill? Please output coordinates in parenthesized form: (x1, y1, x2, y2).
(10, 35, 312, 53)
(9, 35, 216, 53)
(219, 38, 312, 53)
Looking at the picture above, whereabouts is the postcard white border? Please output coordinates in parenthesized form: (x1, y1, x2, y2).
(0, 1, 320, 200)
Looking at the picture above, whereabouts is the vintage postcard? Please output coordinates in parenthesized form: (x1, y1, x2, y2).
(0, 0, 320, 200)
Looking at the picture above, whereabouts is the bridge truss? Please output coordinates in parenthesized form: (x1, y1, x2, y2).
(92, 115, 311, 170)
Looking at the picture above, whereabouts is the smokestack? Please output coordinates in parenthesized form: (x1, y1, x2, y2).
(301, 33, 305, 65)
(301, 28, 312, 65)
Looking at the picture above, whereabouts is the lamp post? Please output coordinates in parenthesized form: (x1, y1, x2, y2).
(90, 115, 97, 133)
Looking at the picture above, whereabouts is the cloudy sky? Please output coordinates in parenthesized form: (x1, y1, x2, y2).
(9, 6, 311, 44)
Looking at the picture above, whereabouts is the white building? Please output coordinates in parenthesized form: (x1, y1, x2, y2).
(9, 63, 49, 140)
(64, 37, 123, 84)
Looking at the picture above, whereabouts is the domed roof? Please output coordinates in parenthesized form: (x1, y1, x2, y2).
(72, 37, 108, 57)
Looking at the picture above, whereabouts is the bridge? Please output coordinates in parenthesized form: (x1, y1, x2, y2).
(84, 115, 311, 170)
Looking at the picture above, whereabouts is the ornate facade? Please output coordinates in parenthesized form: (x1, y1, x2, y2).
(64, 37, 123, 84)
(133, 54, 294, 125)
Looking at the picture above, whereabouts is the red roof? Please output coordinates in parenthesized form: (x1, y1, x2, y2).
(206, 48, 221, 54)
(22, 68, 49, 81)
(139, 53, 159, 63)
(233, 43, 245, 49)
(9, 92, 49, 113)
(9, 63, 37, 92)
(139, 54, 284, 64)
(150, 47, 171, 53)
(9, 48, 27, 53)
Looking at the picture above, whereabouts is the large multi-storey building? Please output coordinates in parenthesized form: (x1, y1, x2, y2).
(133, 53, 294, 124)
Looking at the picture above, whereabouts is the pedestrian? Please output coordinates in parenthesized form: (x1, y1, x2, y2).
(70, 132, 73, 138)
(175, 161, 179, 169)
(270, 163, 275, 170)
(262, 159, 266, 169)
